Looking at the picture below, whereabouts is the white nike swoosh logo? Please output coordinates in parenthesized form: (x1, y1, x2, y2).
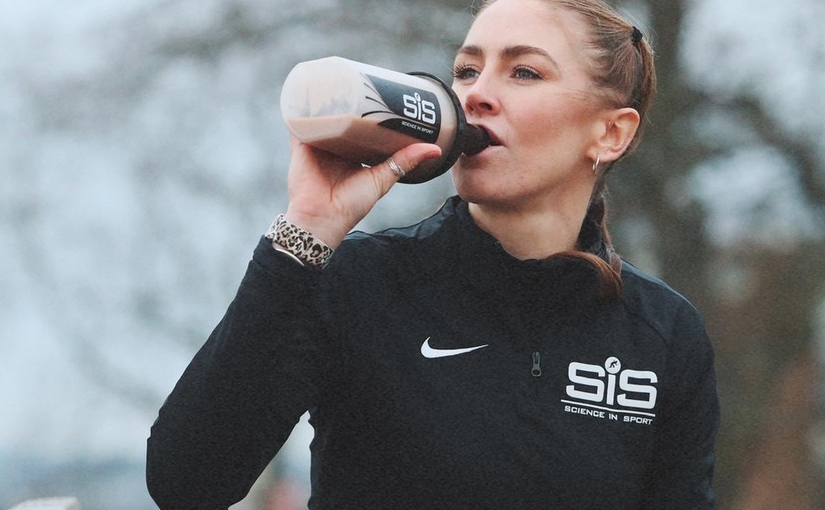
(420, 337, 488, 359)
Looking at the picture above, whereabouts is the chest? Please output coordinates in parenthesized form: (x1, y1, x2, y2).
(316, 285, 666, 506)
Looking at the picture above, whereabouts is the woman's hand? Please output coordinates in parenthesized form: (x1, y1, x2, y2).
(283, 137, 443, 248)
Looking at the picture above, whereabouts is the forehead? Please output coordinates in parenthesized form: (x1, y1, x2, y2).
(463, 0, 589, 67)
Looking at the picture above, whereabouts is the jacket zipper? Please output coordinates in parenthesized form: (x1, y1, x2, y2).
(531, 351, 542, 377)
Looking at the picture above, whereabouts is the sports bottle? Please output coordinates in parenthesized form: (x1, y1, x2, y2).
(280, 56, 490, 184)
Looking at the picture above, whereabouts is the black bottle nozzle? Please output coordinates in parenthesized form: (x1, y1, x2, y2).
(462, 124, 491, 155)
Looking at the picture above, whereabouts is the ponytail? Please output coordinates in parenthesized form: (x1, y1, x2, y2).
(552, 186, 623, 300)
(582, 190, 624, 298)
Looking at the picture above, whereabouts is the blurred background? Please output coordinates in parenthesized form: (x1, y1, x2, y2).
(1, 0, 823, 508)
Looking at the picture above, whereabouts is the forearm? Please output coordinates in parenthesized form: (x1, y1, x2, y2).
(147, 238, 324, 509)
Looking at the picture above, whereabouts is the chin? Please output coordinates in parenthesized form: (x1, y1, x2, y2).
(453, 173, 500, 205)
(454, 154, 502, 187)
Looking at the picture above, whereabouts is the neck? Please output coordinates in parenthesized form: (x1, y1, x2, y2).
(467, 190, 593, 261)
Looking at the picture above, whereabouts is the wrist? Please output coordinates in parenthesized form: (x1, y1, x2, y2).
(283, 210, 349, 249)
(265, 214, 334, 268)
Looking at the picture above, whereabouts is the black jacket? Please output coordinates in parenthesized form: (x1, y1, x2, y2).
(147, 196, 719, 509)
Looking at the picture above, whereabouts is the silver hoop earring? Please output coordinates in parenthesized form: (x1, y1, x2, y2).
(592, 155, 601, 175)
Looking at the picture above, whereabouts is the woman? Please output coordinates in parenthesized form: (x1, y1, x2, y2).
(147, 0, 719, 508)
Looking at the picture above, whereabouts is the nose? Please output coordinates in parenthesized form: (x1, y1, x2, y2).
(459, 75, 499, 116)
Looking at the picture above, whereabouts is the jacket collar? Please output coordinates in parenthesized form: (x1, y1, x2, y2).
(449, 198, 606, 315)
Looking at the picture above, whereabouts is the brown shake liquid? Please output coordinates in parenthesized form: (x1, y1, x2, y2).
(287, 115, 442, 167)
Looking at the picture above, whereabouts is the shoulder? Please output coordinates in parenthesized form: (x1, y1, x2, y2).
(619, 261, 717, 403)
(619, 263, 719, 437)
(618, 261, 708, 345)
(329, 196, 462, 269)
(316, 197, 463, 312)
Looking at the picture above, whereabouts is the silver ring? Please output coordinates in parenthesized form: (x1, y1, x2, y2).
(387, 157, 406, 179)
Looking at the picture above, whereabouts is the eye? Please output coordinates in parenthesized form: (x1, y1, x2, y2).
(512, 65, 543, 81)
(452, 63, 480, 81)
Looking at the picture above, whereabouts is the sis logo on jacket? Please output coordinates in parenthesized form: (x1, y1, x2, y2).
(561, 357, 658, 426)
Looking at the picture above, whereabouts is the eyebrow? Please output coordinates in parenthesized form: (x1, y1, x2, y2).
(456, 44, 561, 74)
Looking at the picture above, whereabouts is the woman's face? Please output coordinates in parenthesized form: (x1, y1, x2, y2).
(451, 0, 607, 210)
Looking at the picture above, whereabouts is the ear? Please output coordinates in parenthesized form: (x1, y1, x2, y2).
(587, 107, 641, 165)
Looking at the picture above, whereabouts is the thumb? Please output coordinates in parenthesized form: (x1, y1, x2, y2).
(380, 143, 443, 183)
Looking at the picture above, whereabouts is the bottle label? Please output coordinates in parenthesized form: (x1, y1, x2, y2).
(363, 74, 442, 144)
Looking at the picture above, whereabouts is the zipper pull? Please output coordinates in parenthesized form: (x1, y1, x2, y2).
(531, 351, 542, 377)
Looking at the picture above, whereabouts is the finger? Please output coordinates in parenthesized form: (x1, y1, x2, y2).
(381, 143, 443, 182)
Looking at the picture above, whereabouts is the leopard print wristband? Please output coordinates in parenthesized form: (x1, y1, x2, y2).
(265, 214, 334, 268)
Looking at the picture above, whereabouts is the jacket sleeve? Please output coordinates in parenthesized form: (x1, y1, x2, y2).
(642, 301, 720, 509)
(146, 238, 325, 510)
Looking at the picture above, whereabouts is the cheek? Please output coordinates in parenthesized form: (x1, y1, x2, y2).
(512, 96, 566, 136)
(515, 100, 596, 154)
(516, 112, 567, 156)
